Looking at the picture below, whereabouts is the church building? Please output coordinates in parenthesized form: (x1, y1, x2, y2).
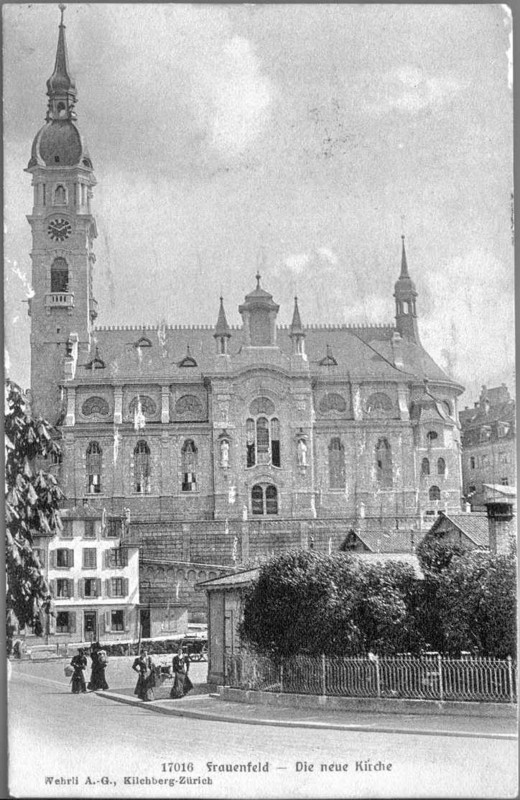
(26, 9, 465, 638)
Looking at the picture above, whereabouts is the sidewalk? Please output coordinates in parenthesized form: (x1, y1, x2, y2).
(96, 688, 518, 740)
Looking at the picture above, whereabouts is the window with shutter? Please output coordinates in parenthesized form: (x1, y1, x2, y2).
(105, 579, 111, 597)
(69, 611, 76, 634)
(104, 610, 111, 632)
(82, 548, 97, 569)
(68, 579, 74, 598)
(56, 549, 69, 568)
(50, 550, 57, 569)
(111, 610, 124, 631)
(84, 520, 96, 539)
(123, 578, 129, 596)
(69, 549, 74, 568)
(96, 578, 102, 598)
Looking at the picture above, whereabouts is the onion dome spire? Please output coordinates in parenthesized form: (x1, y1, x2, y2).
(46, 5, 77, 121)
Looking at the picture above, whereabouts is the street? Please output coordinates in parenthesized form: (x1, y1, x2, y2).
(8, 659, 518, 799)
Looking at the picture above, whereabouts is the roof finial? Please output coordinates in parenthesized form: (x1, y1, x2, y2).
(59, 4, 66, 24)
(255, 271, 261, 289)
(400, 235, 410, 279)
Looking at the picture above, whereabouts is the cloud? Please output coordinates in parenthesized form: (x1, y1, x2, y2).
(284, 252, 311, 273)
(191, 36, 272, 157)
(350, 65, 461, 117)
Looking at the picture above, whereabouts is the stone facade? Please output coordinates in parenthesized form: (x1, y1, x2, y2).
(27, 12, 466, 629)
(460, 385, 516, 510)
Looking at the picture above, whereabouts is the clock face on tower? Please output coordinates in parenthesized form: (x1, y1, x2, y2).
(47, 218, 72, 242)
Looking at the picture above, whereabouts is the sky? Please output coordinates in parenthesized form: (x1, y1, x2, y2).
(4, 3, 514, 406)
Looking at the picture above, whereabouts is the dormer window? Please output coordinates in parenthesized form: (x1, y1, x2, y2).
(479, 427, 491, 443)
(135, 337, 152, 348)
(319, 344, 338, 367)
(178, 346, 197, 368)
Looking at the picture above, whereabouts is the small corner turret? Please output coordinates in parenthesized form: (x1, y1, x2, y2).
(289, 296, 306, 358)
(214, 296, 231, 354)
(394, 235, 420, 344)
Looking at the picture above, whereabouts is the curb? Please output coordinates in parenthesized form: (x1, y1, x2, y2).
(95, 691, 518, 740)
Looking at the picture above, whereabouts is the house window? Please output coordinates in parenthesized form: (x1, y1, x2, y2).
(251, 484, 278, 516)
(134, 439, 151, 493)
(56, 548, 72, 568)
(245, 406, 281, 468)
(480, 427, 491, 443)
(111, 610, 125, 631)
(429, 485, 441, 501)
(376, 438, 393, 488)
(56, 579, 71, 598)
(421, 458, 430, 476)
(33, 548, 45, 567)
(468, 485, 476, 495)
(437, 458, 446, 476)
(481, 454, 490, 467)
(426, 431, 438, 443)
(501, 477, 509, 486)
(60, 520, 73, 538)
(470, 456, 476, 469)
(86, 442, 102, 494)
(181, 440, 198, 492)
(111, 578, 125, 598)
(329, 437, 346, 489)
(82, 548, 97, 570)
(105, 518, 121, 538)
(50, 257, 69, 293)
(56, 611, 75, 633)
(84, 520, 96, 539)
(83, 578, 98, 598)
(105, 548, 128, 568)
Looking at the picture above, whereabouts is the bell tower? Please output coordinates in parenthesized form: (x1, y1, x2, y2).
(26, 4, 98, 421)
(394, 236, 420, 344)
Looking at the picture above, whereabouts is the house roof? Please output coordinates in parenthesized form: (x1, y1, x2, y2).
(80, 322, 458, 387)
(428, 512, 490, 548)
(482, 483, 517, 498)
(198, 567, 260, 590)
(349, 529, 416, 553)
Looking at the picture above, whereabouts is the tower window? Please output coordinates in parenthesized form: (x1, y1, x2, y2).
(470, 456, 476, 469)
(437, 457, 446, 476)
(421, 457, 430, 476)
(375, 438, 393, 488)
(429, 485, 441, 501)
(426, 430, 438, 443)
(54, 156, 60, 163)
(251, 484, 278, 516)
(181, 440, 198, 492)
(54, 185, 67, 205)
(245, 404, 281, 468)
(329, 437, 346, 489)
(134, 440, 151, 494)
(86, 442, 102, 494)
(50, 258, 69, 293)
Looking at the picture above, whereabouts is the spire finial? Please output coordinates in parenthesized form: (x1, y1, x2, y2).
(59, 4, 66, 24)
(400, 235, 409, 279)
(255, 271, 261, 289)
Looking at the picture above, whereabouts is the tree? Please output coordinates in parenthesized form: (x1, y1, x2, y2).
(5, 379, 64, 653)
(240, 551, 422, 657)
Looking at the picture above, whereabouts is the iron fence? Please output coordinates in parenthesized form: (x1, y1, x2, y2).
(225, 652, 517, 704)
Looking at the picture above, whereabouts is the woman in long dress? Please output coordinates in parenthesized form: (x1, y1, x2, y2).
(170, 647, 193, 699)
(70, 648, 87, 694)
(88, 642, 109, 691)
(132, 649, 156, 702)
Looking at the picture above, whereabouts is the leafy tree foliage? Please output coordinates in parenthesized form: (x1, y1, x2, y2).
(240, 546, 516, 659)
(5, 380, 64, 651)
(240, 551, 421, 657)
(416, 532, 466, 574)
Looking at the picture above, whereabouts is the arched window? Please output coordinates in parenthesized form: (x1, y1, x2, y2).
(265, 485, 278, 515)
(245, 405, 280, 468)
(426, 430, 439, 444)
(86, 442, 102, 494)
(134, 440, 151, 494)
(50, 258, 69, 293)
(421, 457, 430, 476)
(437, 458, 446, 477)
(329, 437, 345, 489)
(54, 185, 66, 204)
(181, 440, 197, 492)
(429, 485, 441, 501)
(251, 484, 278, 516)
(376, 438, 393, 488)
(251, 484, 263, 515)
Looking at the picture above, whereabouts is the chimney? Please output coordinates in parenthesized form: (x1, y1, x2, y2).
(485, 501, 515, 555)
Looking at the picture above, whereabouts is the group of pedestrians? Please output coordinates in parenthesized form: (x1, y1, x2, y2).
(132, 646, 193, 703)
(69, 642, 109, 694)
(69, 643, 193, 703)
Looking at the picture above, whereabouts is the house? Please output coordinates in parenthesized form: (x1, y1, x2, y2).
(422, 511, 490, 551)
(32, 507, 140, 644)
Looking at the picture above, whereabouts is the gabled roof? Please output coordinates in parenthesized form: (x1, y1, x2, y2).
(346, 529, 416, 553)
(428, 512, 490, 548)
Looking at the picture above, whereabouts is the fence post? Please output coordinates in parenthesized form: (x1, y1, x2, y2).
(438, 653, 444, 702)
(507, 656, 514, 704)
(375, 655, 381, 698)
(280, 659, 284, 694)
(322, 654, 326, 698)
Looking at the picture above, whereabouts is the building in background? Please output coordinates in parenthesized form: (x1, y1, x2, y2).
(460, 385, 516, 510)
(31, 508, 140, 646)
(26, 10, 466, 632)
